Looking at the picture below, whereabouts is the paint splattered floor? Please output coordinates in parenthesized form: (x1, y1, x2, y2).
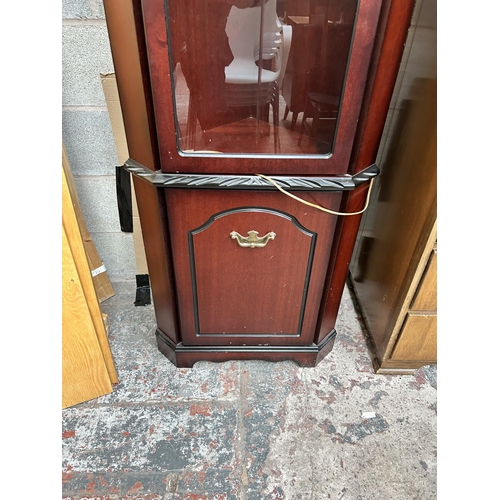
(62, 281, 437, 500)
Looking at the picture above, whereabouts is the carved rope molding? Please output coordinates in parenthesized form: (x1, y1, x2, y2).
(122, 159, 379, 192)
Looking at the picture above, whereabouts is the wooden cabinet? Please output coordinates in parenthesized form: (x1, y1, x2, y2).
(388, 242, 437, 367)
(349, 0, 437, 374)
(103, 0, 415, 367)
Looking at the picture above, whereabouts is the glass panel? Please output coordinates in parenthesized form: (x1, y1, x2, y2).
(167, 0, 358, 156)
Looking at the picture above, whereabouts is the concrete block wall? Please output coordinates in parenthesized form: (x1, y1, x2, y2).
(62, 0, 136, 281)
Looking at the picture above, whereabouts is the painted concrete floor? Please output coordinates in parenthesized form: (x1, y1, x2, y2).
(62, 281, 437, 500)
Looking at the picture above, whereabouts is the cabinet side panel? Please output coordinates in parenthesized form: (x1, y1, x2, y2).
(103, 0, 159, 169)
(350, 86, 436, 361)
(104, 0, 179, 342)
(134, 180, 180, 342)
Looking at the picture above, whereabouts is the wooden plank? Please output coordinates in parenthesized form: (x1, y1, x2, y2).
(410, 248, 437, 311)
(383, 220, 437, 357)
(62, 143, 115, 302)
(390, 313, 437, 362)
(102, 313, 110, 336)
(62, 165, 119, 385)
(62, 224, 113, 408)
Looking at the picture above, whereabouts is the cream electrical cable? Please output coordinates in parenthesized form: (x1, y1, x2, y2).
(256, 173, 374, 216)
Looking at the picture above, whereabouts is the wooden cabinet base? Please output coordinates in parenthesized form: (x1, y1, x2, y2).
(372, 357, 436, 375)
(156, 328, 337, 368)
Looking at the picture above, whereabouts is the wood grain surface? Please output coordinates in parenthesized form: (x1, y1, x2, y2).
(390, 314, 437, 362)
(62, 166, 118, 408)
(165, 188, 341, 346)
(410, 249, 437, 312)
(62, 144, 115, 303)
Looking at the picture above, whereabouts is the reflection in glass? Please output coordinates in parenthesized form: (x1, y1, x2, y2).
(167, 0, 357, 156)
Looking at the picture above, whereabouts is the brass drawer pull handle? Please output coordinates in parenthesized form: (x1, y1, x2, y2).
(230, 230, 276, 248)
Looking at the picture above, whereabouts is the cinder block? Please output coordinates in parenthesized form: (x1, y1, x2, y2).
(62, 25, 115, 106)
(92, 232, 136, 279)
(62, 0, 94, 19)
(62, 110, 119, 176)
(96, 0, 106, 19)
(73, 176, 121, 233)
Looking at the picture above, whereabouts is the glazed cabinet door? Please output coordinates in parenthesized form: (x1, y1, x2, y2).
(140, 0, 383, 175)
(165, 189, 342, 346)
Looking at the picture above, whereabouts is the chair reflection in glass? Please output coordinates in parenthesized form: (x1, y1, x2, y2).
(174, 0, 291, 153)
(297, 92, 339, 148)
(224, 0, 292, 152)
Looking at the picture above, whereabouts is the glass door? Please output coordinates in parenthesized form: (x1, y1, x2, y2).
(166, 0, 358, 156)
(141, 0, 381, 174)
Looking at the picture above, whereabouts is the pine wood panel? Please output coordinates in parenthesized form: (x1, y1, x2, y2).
(62, 165, 118, 391)
(62, 144, 115, 303)
(390, 313, 437, 362)
(410, 248, 437, 311)
(62, 224, 113, 408)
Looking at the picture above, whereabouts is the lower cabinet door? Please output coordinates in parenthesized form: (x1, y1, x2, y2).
(165, 189, 342, 346)
(390, 313, 437, 363)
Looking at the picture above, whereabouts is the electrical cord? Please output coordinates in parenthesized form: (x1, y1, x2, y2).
(255, 173, 374, 216)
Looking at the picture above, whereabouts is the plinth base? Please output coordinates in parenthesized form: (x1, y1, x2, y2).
(155, 328, 337, 368)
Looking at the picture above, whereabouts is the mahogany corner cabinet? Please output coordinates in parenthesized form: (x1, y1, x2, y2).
(103, 0, 415, 367)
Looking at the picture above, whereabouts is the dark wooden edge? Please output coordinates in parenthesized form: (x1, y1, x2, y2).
(348, 0, 417, 175)
(104, 0, 180, 343)
(103, 0, 159, 170)
(123, 158, 380, 191)
(115, 166, 133, 232)
(155, 328, 337, 368)
(130, 0, 162, 171)
(314, 0, 415, 344)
